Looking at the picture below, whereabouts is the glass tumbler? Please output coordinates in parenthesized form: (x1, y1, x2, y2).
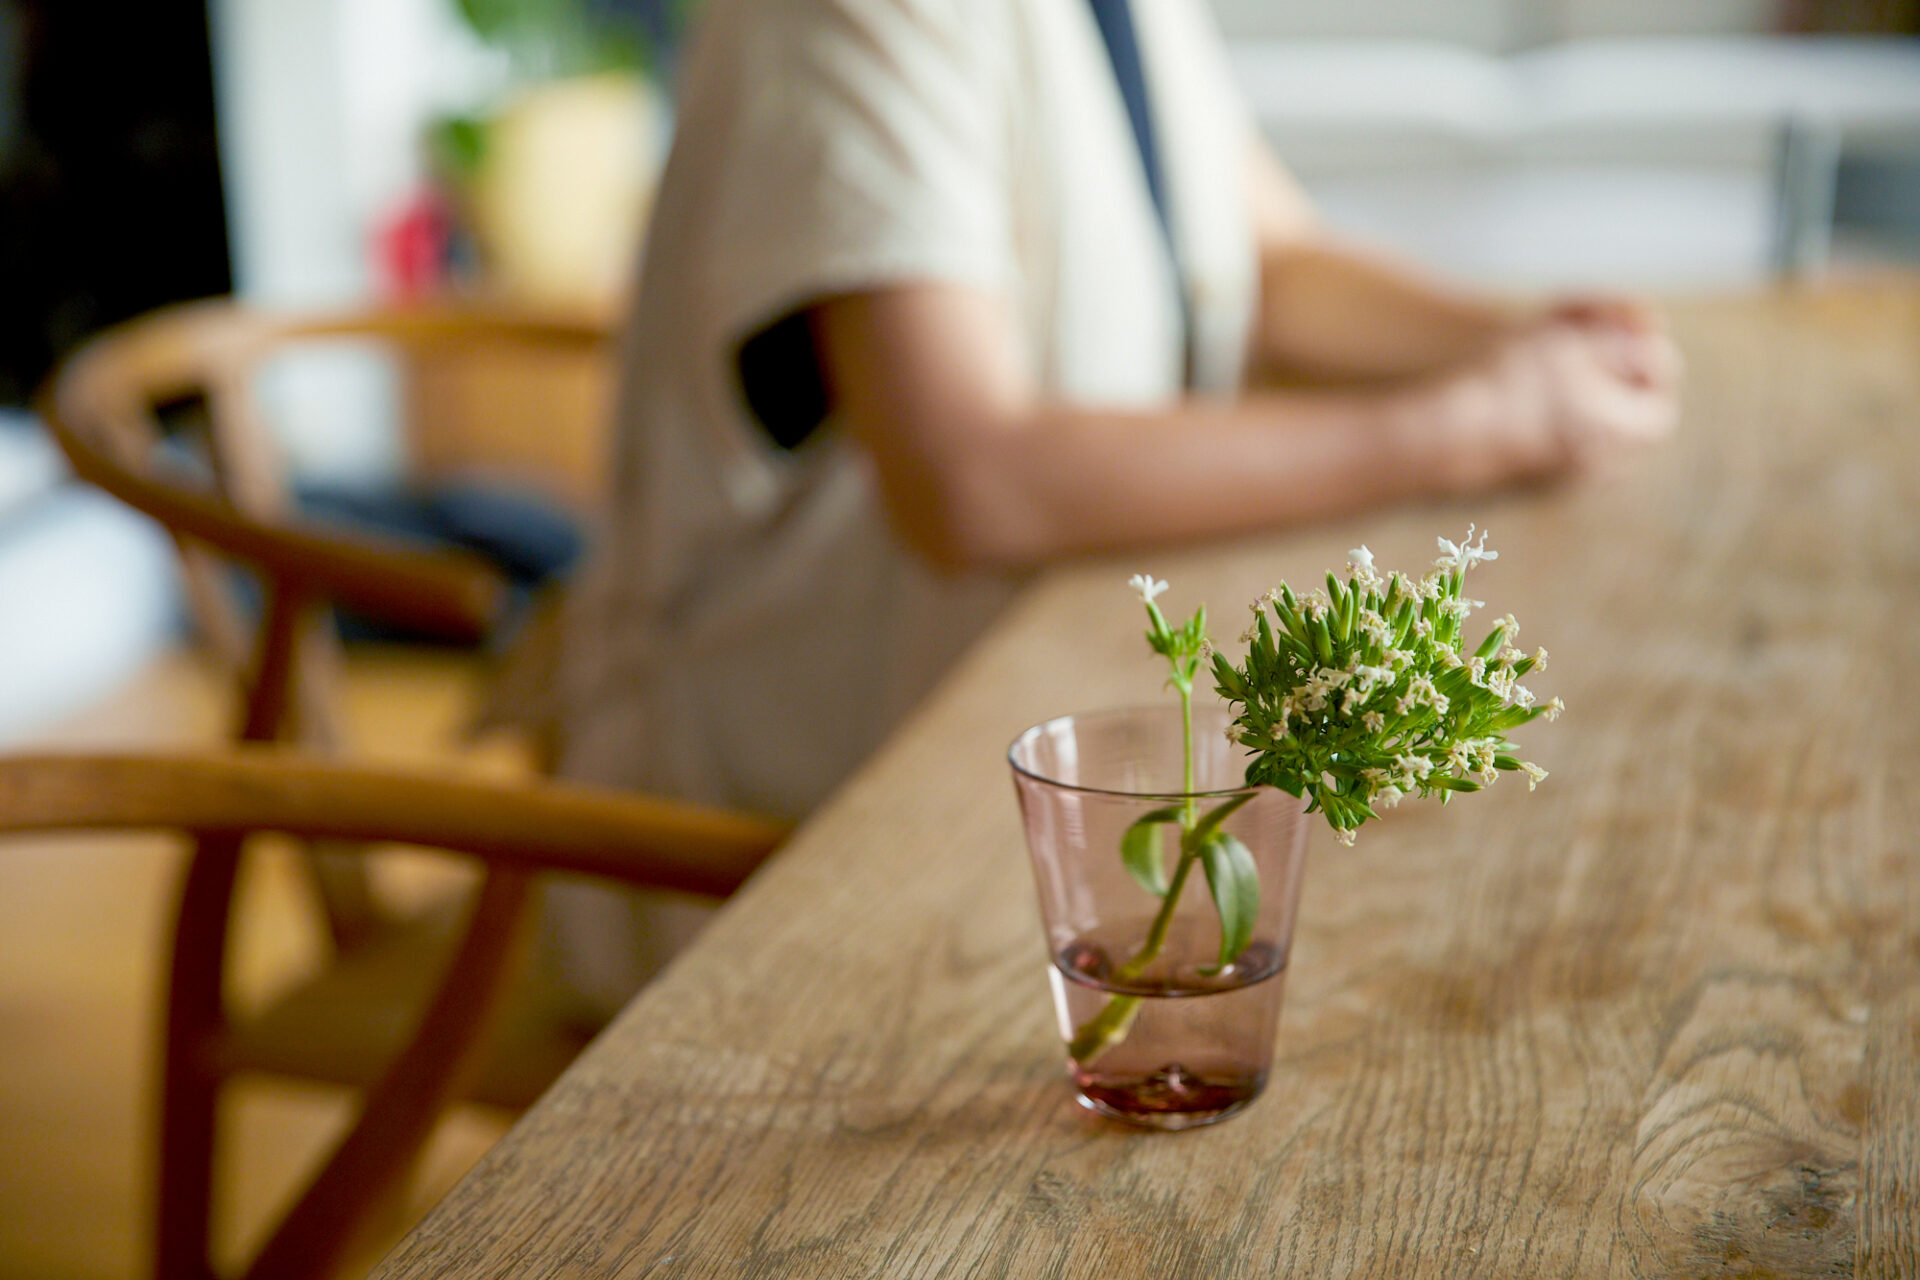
(1009, 704, 1310, 1129)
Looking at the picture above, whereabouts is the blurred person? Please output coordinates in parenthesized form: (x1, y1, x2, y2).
(528, 0, 1678, 1014)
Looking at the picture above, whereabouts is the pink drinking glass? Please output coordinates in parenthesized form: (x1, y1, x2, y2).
(1009, 704, 1310, 1128)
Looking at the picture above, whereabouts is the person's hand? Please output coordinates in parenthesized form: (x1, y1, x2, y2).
(1535, 293, 1680, 397)
(1417, 314, 1680, 492)
(1541, 293, 1661, 334)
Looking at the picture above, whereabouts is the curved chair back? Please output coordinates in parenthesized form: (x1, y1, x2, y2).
(0, 749, 785, 1280)
(38, 301, 612, 732)
(38, 300, 614, 940)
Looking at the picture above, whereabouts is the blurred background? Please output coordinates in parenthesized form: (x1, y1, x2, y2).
(0, 0, 1917, 744)
(0, 2, 1917, 1277)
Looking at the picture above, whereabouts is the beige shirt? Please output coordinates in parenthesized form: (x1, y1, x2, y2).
(553, 0, 1261, 823)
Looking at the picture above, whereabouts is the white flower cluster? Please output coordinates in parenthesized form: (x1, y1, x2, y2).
(1212, 528, 1560, 843)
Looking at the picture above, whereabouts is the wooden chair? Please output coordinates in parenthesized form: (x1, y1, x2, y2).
(34, 305, 787, 1274)
(36, 298, 611, 764)
(0, 750, 784, 1280)
(36, 296, 622, 963)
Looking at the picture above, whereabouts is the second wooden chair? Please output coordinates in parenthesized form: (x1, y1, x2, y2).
(0, 749, 786, 1280)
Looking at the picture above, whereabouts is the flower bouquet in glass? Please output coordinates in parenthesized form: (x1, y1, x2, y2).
(1009, 529, 1560, 1127)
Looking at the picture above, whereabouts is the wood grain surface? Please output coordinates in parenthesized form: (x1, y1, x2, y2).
(371, 282, 1920, 1279)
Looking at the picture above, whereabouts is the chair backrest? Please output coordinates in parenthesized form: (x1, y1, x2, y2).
(38, 299, 616, 946)
(0, 749, 787, 1280)
(36, 300, 612, 737)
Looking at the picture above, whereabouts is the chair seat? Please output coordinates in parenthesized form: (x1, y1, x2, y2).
(226, 895, 594, 1111)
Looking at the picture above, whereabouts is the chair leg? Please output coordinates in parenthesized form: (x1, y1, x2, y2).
(238, 581, 311, 746)
(154, 832, 245, 1280)
(240, 867, 535, 1280)
(241, 583, 383, 953)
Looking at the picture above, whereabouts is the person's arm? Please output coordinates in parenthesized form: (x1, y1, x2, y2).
(1244, 139, 1674, 393)
(1245, 141, 1529, 384)
(809, 283, 1623, 573)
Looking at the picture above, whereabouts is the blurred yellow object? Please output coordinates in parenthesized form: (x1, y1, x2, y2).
(467, 73, 664, 309)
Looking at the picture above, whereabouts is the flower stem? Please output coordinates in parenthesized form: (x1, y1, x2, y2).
(1181, 681, 1196, 805)
(1119, 684, 1195, 979)
(1068, 684, 1199, 1065)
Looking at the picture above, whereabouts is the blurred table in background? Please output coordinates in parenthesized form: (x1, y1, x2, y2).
(405, 325, 614, 515)
(372, 280, 1920, 1277)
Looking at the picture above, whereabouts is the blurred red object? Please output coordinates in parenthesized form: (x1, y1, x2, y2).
(378, 188, 455, 301)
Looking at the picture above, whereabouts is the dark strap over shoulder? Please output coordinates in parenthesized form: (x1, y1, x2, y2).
(1086, 0, 1193, 385)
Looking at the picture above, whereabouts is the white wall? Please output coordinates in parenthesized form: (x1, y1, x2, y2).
(1552, 0, 1778, 42)
(208, 0, 504, 305)
(1205, 0, 1777, 50)
(209, 0, 358, 305)
(1207, 0, 1514, 49)
(206, 0, 506, 483)
(0, 413, 179, 745)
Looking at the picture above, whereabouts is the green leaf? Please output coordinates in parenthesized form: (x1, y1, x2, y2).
(1264, 769, 1305, 798)
(1198, 831, 1260, 973)
(1392, 602, 1415, 647)
(1277, 600, 1311, 646)
(1144, 599, 1172, 643)
(453, 0, 527, 41)
(427, 115, 489, 182)
(1483, 705, 1542, 732)
(1213, 655, 1248, 702)
(1319, 790, 1348, 827)
(1310, 615, 1332, 664)
(1119, 806, 1182, 896)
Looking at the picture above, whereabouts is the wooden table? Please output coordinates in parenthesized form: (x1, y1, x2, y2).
(374, 282, 1920, 1278)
